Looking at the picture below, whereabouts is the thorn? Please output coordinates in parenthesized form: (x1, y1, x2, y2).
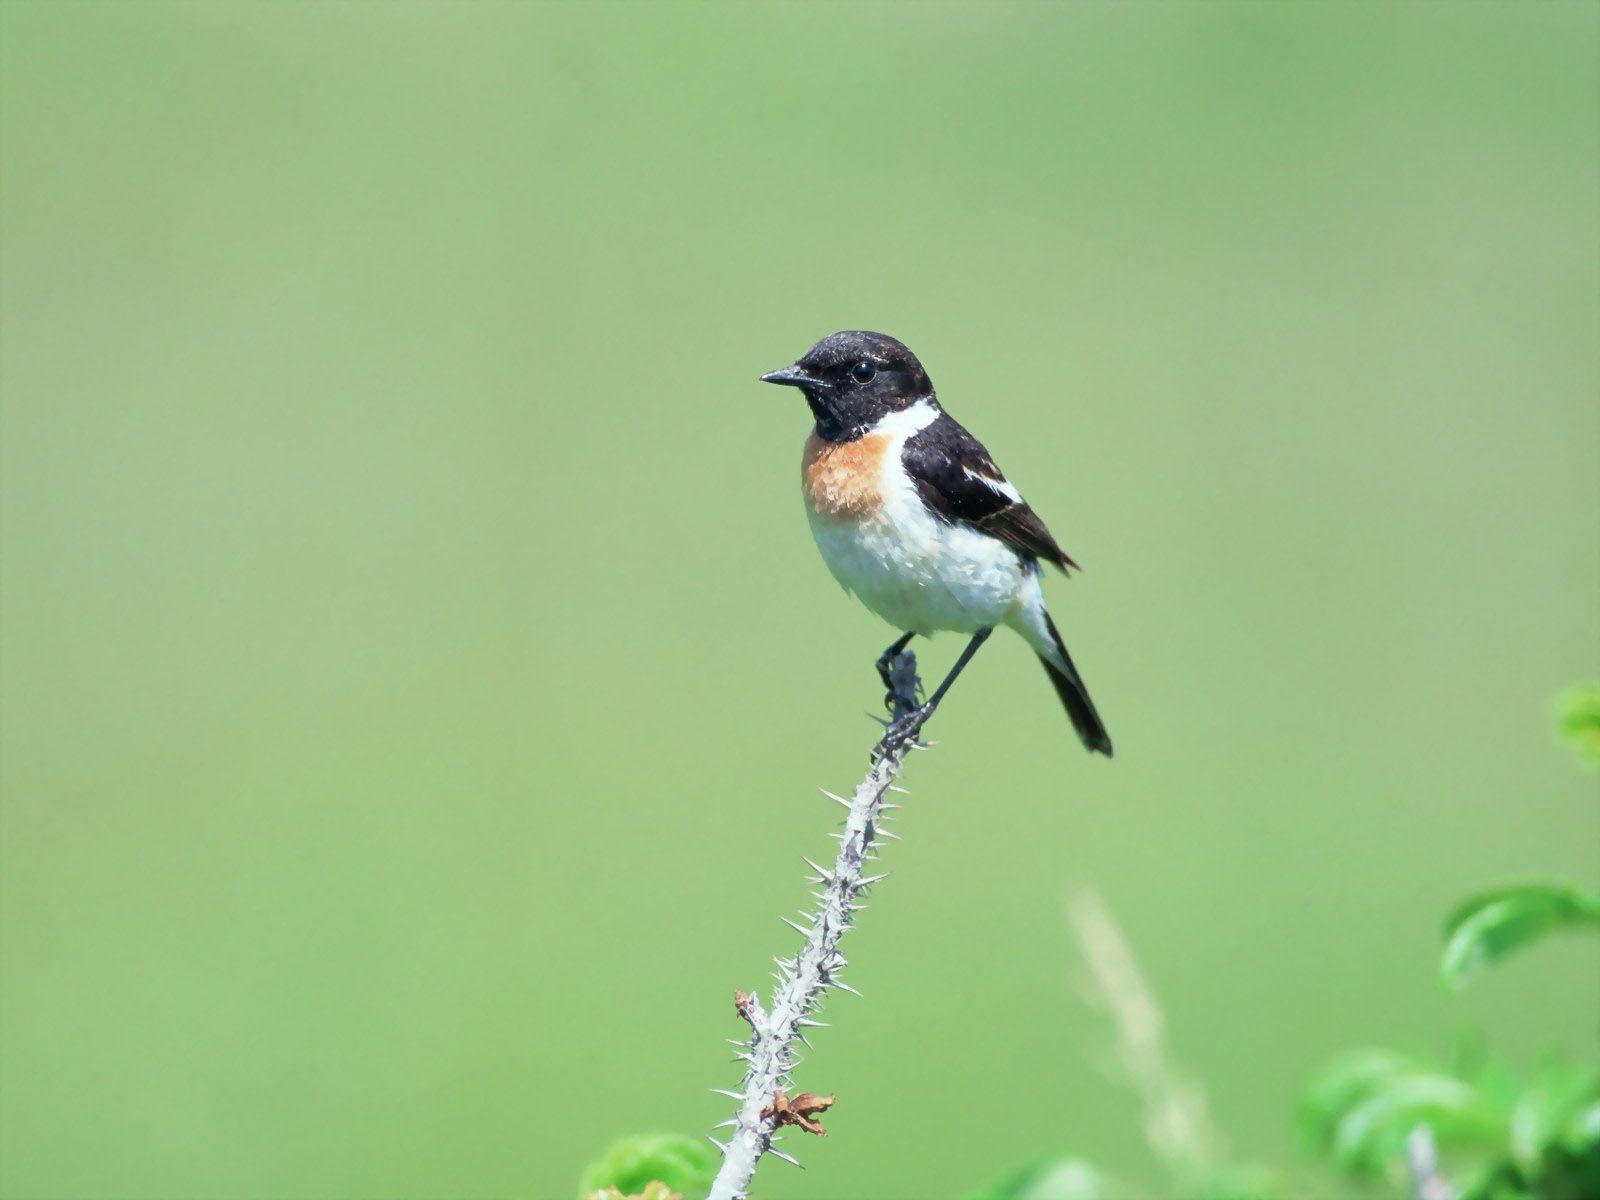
(879, 802, 902, 811)
(709, 1136, 729, 1155)
(801, 856, 833, 879)
(829, 979, 863, 997)
(796, 1017, 829, 1028)
(875, 828, 901, 841)
(819, 788, 851, 808)
(887, 784, 909, 794)
(713, 1118, 739, 1129)
(768, 1147, 804, 1168)
(711, 1087, 743, 1099)
(780, 916, 809, 935)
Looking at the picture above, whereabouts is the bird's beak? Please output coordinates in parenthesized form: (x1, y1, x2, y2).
(760, 364, 829, 390)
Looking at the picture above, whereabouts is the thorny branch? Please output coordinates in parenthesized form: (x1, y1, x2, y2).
(704, 649, 929, 1200)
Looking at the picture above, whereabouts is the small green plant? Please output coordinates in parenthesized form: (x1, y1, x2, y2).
(1300, 1053, 1599, 1199)
(575, 1134, 716, 1200)
(1301, 683, 1600, 1199)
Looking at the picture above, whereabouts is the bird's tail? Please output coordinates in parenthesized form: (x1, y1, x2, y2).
(1037, 612, 1113, 757)
(1010, 577, 1113, 757)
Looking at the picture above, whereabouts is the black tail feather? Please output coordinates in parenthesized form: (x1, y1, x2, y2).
(1039, 612, 1113, 757)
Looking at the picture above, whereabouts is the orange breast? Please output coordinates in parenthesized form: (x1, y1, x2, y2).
(801, 432, 891, 520)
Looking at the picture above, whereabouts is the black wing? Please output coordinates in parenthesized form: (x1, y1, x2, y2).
(902, 413, 1078, 572)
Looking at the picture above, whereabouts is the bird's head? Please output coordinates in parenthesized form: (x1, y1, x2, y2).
(761, 331, 934, 442)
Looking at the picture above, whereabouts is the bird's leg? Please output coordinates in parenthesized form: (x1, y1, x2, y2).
(881, 627, 993, 747)
(923, 626, 993, 711)
(875, 631, 917, 709)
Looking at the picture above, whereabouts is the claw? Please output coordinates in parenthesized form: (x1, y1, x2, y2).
(881, 702, 932, 746)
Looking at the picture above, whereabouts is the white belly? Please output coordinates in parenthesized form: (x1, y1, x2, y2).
(800, 397, 1036, 637)
(807, 491, 1029, 635)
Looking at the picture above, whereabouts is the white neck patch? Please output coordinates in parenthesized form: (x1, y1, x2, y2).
(868, 398, 940, 441)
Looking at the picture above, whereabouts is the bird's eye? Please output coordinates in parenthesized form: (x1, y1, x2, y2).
(851, 360, 876, 384)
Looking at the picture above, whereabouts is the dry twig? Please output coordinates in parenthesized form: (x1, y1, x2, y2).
(1066, 888, 1219, 1186)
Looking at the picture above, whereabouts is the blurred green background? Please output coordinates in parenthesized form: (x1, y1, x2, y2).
(2, 3, 1596, 1198)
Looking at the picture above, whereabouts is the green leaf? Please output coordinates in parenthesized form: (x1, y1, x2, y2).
(1332, 1073, 1502, 1175)
(1457, 1161, 1536, 1200)
(1302, 1052, 1506, 1178)
(961, 1157, 1116, 1200)
(1508, 1064, 1600, 1174)
(1563, 1094, 1600, 1152)
(1539, 1147, 1600, 1200)
(1299, 1050, 1423, 1150)
(575, 1134, 717, 1200)
(1440, 882, 1600, 988)
(1459, 1053, 1528, 1115)
(1556, 683, 1600, 766)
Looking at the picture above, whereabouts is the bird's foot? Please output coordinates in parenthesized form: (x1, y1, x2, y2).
(880, 684, 915, 715)
(875, 651, 900, 700)
(880, 702, 933, 749)
(876, 639, 922, 714)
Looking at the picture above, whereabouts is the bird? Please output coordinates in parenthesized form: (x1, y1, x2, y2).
(760, 330, 1112, 756)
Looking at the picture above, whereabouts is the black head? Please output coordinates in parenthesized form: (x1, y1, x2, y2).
(760, 331, 936, 442)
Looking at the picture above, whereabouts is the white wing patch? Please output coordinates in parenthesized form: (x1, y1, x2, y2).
(963, 466, 1022, 504)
